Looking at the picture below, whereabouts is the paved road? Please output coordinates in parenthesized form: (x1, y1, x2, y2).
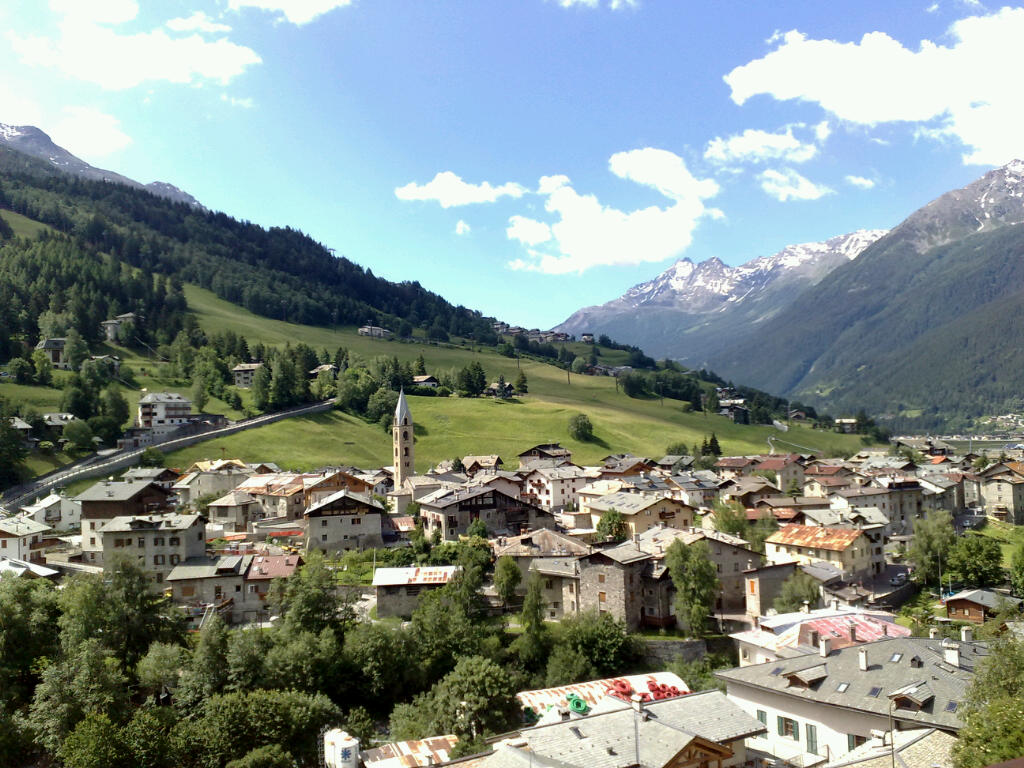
(1, 399, 334, 512)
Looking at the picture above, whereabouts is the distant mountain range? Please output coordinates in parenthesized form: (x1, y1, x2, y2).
(0, 123, 202, 208)
(557, 160, 1024, 427)
(556, 229, 887, 366)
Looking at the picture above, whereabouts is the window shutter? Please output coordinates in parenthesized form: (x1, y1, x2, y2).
(777, 716, 785, 737)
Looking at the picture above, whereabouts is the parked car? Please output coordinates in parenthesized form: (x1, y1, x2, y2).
(889, 573, 908, 586)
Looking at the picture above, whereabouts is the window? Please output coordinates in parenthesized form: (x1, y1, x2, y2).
(598, 574, 606, 583)
(599, 591, 606, 603)
(322, 520, 328, 527)
(353, 518, 361, 525)
(235, 584, 241, 592)
(169, 537, 180, 547)
(806, 724, 818, 755)
(945, 701, 959, 712)
(545, 579, 553, 589)
(153, 555, 165, 565)
(848, 734, 867, 752)
(867, 687, 883, 698)
(248, 584, 258, 594)
(138, 538, 145, 548)
(777, 717, 798, 740)
(154, 537, 164, 546)
(322, 534, 327, 542)
(890, 653, 903, 663)
(756, 709, 767, 725)
(181, 586, 195, 597)
(170, 555, 180, 565)
(836, 682, 850, 693)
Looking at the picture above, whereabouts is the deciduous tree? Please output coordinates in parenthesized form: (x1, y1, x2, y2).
(666, 539, 719, 638)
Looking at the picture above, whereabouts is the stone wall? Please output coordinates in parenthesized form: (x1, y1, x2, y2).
(640, 637, 706, 668)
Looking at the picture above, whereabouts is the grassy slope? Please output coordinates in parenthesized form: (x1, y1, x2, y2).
(0, 209, 51, 239)
(161, 286, 868, 471)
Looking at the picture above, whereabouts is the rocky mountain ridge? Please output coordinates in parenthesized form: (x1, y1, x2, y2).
(0, 122, 202, 209)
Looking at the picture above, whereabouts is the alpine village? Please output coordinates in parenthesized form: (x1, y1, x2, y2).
(5, 6, 1024, 768)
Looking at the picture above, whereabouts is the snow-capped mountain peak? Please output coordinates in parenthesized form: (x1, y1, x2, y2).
(615, 229, 887, 312)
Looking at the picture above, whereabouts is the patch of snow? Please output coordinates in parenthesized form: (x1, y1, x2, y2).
(0, 123, 25, 141)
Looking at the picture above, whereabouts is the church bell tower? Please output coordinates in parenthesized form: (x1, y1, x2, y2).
(393, 389, 414, 488)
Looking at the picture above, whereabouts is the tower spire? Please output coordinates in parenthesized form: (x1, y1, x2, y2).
(393, 388, 414, 488)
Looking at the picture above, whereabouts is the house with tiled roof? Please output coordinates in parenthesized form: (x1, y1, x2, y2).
(765, 524, 874, 581)
(944, 588, 1023, 624)
(522, 465, 601, 511)
(714, 456, 760, 481)
(99, 513, 206, 582)
(373, 565, 460, 618)
(419, 486, 552, 541)
(716, 633, 987, 766)
(245, 554, 303, 605)
(304, 489, 384, 552)
(730, 606, 910, 667)
(977, 461, 1024, 523)
(462, 455, 504, 476)
(755, 456, 805, 492)
(478, 689, 766, 768)
(493, 527, 593, 590)
(587, 492, 694, 538)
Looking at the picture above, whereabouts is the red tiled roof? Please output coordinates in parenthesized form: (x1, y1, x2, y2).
(246, 555, 303, 580)
(766, 524, 862, 551)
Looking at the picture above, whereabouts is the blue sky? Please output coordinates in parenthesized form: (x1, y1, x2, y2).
(1, 0, 1021, 328)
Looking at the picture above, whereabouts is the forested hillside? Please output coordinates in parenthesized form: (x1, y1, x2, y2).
(0, 145, 498, 352)
(707, 161, 1024, 430)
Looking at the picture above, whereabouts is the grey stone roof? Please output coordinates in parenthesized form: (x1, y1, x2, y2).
(946, 588, 1023, 610)
(515, 690, 765, 768)
(823, 728, 956, 768)
(100, 513, 203, 533)
(166, 554, 253, 581)
(716, 636, 989, 730)
(588, 492, 670, 515)
(74, 480, 167, 502)
(138, 392, 190, 404)
(305, 489, 383, 515)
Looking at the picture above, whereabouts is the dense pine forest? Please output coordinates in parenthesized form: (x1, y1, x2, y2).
(0, 146, 499, 349)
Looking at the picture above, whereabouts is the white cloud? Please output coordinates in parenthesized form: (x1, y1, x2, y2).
(759, 168, 833, 201)
(845, 174, 876, 189)
(168, 11, 232, 34)
(814, 121, 831, 142)
(49, 106, 132, 159)
(509, 149, 721, 274)
(49, 0, 138, 24)
(506, 215, 551, 246)
(724, 8, 1024, 165)
(926, 2, 940, 12)
(395, 171, 526, 208)
(11, 16, 261, 89)
(455, 219, 471, 236)
(221, 93, 255, 108)
(705, 126, 818, 164)
(227, 0, 354, 25)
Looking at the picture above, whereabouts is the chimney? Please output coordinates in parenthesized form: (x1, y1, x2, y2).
(819, 637, 831, 658)
(929, 627, 940, 639)
(801, 600, 810, 613)
(831, 598, 839, 610)
(961, 626, 974, 643)
(942, 639, 961, 669)
(882, 623, 888, 637)
(848, 620, 857, 644)
(858, 647, 869, 672)
(630, 693, 644, 713)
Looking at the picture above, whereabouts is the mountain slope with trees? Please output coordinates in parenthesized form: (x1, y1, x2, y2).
(706, 160, 1024, 429)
